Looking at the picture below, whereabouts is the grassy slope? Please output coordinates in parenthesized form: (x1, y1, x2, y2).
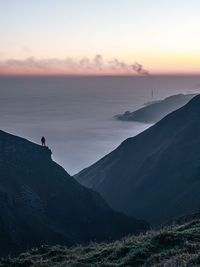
(2, 217, 200, 267)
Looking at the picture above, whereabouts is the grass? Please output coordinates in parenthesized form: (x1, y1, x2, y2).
(1, 219, 200, 266)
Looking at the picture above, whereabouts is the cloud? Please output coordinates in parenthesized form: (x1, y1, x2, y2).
(0, 55, 149, 76)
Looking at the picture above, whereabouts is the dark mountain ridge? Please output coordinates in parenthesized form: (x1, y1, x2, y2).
(0, 130, 148, 257)
(76, 94, 200, 225)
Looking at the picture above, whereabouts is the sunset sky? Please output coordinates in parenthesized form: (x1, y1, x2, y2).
(0, 0, 200, 75)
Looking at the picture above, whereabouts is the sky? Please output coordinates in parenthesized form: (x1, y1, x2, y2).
(0, 0, 200, 75)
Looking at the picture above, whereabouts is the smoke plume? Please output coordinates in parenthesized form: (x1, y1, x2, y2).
(0, 55, 149, 76)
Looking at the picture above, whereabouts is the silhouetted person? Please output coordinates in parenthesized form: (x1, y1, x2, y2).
(41, 136, 46, 146)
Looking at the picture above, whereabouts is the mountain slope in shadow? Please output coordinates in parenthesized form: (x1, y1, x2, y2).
(115, 93, 196, 123)
(76, 94, 200, 226)
(0, 130, 148, 257)
(4, 211, 200, 267)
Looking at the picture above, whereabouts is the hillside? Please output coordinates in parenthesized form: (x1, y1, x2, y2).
(76, 95, 200, 225)
(2, 212, 200, 266)
(115, 93, 196, 123)
(0, 130, 148, 257)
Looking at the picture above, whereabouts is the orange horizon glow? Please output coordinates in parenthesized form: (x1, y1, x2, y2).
(1, 1, 200, 78)
(1, 73, 200, 77)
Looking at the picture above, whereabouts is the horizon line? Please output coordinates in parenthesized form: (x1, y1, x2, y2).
(0, 73, 200, 78)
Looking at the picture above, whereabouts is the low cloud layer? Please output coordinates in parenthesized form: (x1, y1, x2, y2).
(0, 55, 149, 76)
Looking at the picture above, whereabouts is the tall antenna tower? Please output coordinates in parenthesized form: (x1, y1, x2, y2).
(152, 89, 154, 99)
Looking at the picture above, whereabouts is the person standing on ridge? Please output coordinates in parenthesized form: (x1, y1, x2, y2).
(41, 136, 46, 146)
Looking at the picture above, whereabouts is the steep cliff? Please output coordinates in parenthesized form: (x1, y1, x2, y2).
(0, 130, 148, 256)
